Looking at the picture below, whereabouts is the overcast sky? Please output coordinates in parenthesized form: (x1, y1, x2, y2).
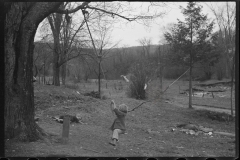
(109, 2, 218, 47)
(34, 2, 229, 47)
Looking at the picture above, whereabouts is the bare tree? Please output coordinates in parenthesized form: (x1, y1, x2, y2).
(33, 42, 53, 84)
(83, 10, 119, 97)
(205, 2, 236, 78)
(156, 45, 169, 94)
(138, 37, 152, 59)
(44, 3, 88, 86)
(205, 2, 236, 116)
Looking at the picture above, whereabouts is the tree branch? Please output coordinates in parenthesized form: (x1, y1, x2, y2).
(54, 2, 90, 14)
(86, 5, 139, 22)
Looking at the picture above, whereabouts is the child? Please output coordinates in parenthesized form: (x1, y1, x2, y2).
(109, 100, 128, 146)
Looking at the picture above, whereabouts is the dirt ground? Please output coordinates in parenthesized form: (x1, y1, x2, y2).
(5, 79, 236, 157)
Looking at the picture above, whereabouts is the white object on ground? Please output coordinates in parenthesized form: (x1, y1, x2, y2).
(120, 75, 129, 82)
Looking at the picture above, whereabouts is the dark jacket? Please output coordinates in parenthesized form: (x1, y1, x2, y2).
(110, 108, 127, 131)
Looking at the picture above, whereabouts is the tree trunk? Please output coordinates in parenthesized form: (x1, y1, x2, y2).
(62, 63, 66, 85)
(158, 46, 163, 96)
(60, 54, 67, 85)
(52, 35, 61, 86)
(98, 61, 101, 97)
(189, 17, 193, 109)
(48, 4, 64, 86)
(230, 55, 235, 117)
(4, 2, 62, 141)
(43, 62, 46, 84)
(189, 64, 193, 108)
(53, 62, 60, 86)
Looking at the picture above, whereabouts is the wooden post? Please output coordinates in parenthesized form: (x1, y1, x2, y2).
(62, 115, 70, 143)
(211, 92, 214, 98)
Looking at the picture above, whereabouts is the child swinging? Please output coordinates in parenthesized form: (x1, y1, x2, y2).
(109, 100, 128, 146)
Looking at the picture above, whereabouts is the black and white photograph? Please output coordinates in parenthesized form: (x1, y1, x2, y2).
(4, 1, 237, 157)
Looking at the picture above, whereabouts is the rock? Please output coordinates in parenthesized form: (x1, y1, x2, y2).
(147, 129, 159, 134)
(189, 130, 195, 135)
(147, 129, 152, 133)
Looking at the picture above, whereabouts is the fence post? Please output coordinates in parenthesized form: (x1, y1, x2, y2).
(62, 115, 70, 143)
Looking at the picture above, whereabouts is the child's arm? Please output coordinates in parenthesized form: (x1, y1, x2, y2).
(110, 100, 116, 114)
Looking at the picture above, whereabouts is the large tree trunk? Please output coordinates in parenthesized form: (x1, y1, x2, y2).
(52, 58, 60, 86)
(60, 52, 67, 85)
(48, 4, 64, 86)
(52, 35, 61, 86)
(62, 63, 66, 85)
(4, 2, 62, 141)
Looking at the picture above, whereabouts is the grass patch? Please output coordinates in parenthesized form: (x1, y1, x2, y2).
(64, 83, 79, 90)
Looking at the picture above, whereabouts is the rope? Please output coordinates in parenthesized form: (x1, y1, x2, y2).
(162, 68, 190, 93)
(127, 101, 150, 112)
(82, 9, 106, 81)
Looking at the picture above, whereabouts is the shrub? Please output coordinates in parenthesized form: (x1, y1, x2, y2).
(127, 60, 154, 100)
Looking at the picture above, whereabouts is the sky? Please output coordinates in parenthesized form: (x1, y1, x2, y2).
(108, 2, 219, 47)
(34, 2, 228, 47)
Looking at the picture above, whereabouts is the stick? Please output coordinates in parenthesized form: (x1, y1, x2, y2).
(162, 68, 190, 93)
(82, 147, 101, 153)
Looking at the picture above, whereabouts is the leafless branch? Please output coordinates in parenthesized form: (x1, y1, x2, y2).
(86, 5, 143, 22)
(55, 2, 90, 14)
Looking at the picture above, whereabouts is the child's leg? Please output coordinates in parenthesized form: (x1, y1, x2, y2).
(112, 129, 124, 141)
(109, 129, 125, 146)
(109, 130, 117, 146)
(112, 129, 119, 141)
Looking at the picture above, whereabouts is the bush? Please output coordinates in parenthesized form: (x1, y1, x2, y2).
(126, 60, 154, 100)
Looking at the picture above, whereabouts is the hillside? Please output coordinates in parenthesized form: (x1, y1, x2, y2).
(5, 80, 235, 157)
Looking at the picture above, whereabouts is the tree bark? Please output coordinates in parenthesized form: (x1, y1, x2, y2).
(4, 2, 62, 141)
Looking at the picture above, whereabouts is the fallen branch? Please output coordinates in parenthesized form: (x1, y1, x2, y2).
(214, 131, 235, 137)
(128, 101, 150, 112)
(82, 147, 101, 153)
